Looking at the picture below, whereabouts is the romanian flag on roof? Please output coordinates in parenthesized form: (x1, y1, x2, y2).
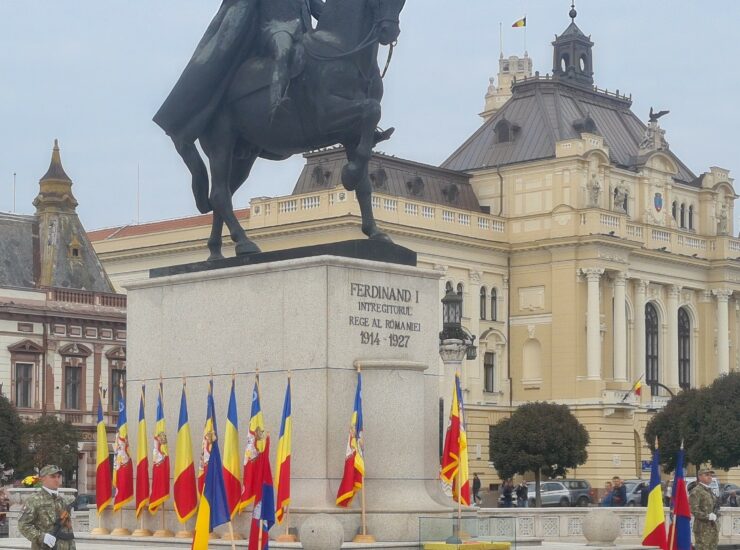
(149, 382, 170, 513)
(191, 380, 230, 550)
(248, 436, 275, 550)
(113, 387, 134, 511)
(174, 383, 198, 523)
(635, 380, 643, 396)
(667, 445, 691, 550)
(135, 386, 150, 517)
(223, 379, 242, 518)
(336, 370, 365, 507)
(512, 16, 526, 28)
(96, 389, 112, 514)
(274, 378, 292, 524)
(238, 376, 266, 513)
(440, 371, 471, 505)
(642, 446, 668, 549)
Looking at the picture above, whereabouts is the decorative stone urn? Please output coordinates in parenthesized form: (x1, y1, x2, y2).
(581, 509, 621, 546)
(7, 488, 77, 510)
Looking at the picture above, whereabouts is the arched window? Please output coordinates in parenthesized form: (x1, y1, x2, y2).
(480, 287, 487, 320)
(678, 308, 691, 390)
(491, 288, 498, 321)
(680, 203, 686, 228)
(688, 205, 694, 230)
(645, 303, 659, 396)
(672, 201, 678, 220)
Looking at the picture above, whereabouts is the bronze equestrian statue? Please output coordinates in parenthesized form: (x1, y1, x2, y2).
(154, 0, 406, 260)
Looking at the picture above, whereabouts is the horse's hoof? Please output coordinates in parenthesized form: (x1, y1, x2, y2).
(368, 231, 393, 243)
(207, 251, 225, 262)
(341, 163, 362, 191)
(235, 240, 261, 256)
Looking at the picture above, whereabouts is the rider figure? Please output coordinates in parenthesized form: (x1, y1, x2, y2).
(262, 0, 325, 118)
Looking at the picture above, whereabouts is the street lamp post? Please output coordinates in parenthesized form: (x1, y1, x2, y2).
(438, 288, 477, 544)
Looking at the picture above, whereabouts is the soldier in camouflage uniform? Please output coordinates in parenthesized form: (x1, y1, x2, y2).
(689, 467, 719, 550)
(18, 465, 75, 550)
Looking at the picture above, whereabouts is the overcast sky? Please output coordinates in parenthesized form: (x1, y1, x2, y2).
(1, 1, 739, 231)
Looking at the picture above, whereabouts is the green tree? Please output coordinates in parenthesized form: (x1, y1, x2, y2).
(489, 402, 589, 507)
(646, 372, 740, 473)
(20, 416, 80, 483)
(0, 394, 24, 474)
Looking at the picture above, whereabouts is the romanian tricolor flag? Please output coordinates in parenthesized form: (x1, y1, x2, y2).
(135, 386, 150, 517)
(248, 436, 275, 550)
(238, 376, 266, 512)
(174, 384, 198, 523)
(149, 383, 170, 513)
(223, 379, 242, 518)
(512, 16, 526, 28)
(635, 380, 643, 396)
(336, 370, 365, 507)
(95, 390, 112, 514)
(113, 387, 134, 511)
(667, 445, 691, 550)
(274, 378, 292, 524)
(642, 446, 668, 549)
(440, 372, 471, 505)
(197, 381, 216, 495)
(191, 380, 230, 550)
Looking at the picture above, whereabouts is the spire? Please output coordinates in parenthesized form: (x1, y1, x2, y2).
(34, 139, 78, 213)
(551, 1, 594, 88)
(40, 139, 72, 183)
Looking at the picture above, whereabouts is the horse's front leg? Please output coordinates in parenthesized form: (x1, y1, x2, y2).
(207, 210, 225, 261)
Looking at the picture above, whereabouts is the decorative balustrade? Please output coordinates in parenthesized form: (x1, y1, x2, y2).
(48, 289, 126, 308)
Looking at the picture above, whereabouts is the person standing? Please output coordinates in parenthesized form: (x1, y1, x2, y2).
(689, 468, 719, 550)
(600, 481, 613, 506)
(18, 465, 75, 550)
(611, 476, 627, 506)
(501, 479, 514, 508)
(515, 481, 528, 508)
(726, 491, 738, 507)
(472, 473, 482, 506)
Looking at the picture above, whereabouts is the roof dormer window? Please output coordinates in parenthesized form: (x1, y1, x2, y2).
(494, 118, 520, 144)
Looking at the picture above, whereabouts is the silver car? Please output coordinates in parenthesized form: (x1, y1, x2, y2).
(527, 481, 572, 507)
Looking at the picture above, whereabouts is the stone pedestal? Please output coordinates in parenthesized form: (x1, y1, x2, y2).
(119, 253, 451, 541)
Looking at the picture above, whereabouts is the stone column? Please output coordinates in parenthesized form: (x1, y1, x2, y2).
(666, 285, 680, 389)
(613, 273, 627, 381)
(634, 280, 649, 381)
(582, 268, 605, 379)
(713, 289, 733, 375)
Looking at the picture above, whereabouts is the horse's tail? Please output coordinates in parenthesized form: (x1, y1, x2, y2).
(173, 138, 211, 214)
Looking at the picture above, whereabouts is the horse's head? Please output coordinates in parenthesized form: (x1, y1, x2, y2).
(370, 0, 406, 46)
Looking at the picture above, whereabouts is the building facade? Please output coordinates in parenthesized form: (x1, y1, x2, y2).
(0, 142, 126, 493)
(87, 13, 739, 489)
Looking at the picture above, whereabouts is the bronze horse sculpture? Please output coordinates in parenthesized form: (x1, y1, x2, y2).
(154, 0, 406, 260)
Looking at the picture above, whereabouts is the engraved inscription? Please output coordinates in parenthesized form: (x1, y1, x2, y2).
(349, 282, 422, 348)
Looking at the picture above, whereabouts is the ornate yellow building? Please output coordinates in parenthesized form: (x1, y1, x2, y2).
(88, 14, 739, 488)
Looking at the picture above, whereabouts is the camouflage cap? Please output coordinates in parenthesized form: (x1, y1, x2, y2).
(38, 465, 62, 477)
(698, 468, 715, 475)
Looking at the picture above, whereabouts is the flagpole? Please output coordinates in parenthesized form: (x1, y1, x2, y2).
(226, 522, 237, 550)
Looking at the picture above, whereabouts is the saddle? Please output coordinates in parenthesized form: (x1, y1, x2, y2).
(225, 40, 307, 104)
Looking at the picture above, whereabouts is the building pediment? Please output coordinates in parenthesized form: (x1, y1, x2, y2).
(8, 339, 43, 354)
(105, 345, 126, 360)
(58, 342, 92, 357)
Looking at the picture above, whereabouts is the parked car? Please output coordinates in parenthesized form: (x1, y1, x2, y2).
(502, 479, 595, 507)
(623, 479, 647, 506)
(72, 493, 96, 511)
(720, 483, 740, 505)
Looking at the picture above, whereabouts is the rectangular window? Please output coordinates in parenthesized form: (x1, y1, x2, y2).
(110, 368, 126, 412)
(15, 363, 33, 408)
(65, 366, 81, 410)
(484, 352, 495, 393)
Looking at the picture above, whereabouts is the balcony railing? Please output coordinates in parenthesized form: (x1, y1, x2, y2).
(48, 289, 127, 308)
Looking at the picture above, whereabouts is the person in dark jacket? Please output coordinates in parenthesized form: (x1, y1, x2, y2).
(501, 479, 514, 508)
(639, 482, 650, 506)
(515, 481, 529, 507)
(611, 476, 627, 506)
(472, 473, 482, 506)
